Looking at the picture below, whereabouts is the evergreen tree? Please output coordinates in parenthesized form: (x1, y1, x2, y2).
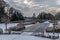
(37, 12, 54, 20)
(37, 12, 47, 20)
(17, 12, 24, 20)
(10, 12, 24, 21)
(10, 13, 19, 21)
(55, 12, 60, 20)
(0, 16, 1, 22)
(47, 13, 54, 20)
(0, 7, 4, 14)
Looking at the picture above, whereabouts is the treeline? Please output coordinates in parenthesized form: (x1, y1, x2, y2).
(10, 11, 24, 21)
(0, 0, 24, 22)
(37, 12, 60, 20)
(0, 7, 24, 22)
(8, 7, 24, 21)
(1, 6, 60, 23)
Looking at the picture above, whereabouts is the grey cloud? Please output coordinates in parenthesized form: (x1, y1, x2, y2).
(4, 0, 60, 16)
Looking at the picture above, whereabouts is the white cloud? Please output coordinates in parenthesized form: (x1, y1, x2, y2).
(12, 0, 49, 8)
(23, 0, 28, 4)
(47, 7, 60, 15)
(56, 0, 60, 5)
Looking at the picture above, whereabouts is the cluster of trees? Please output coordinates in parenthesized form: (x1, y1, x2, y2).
(55, 12, 60, 20)
(9, 8, 24, 21)
(37, 12, 60, 20)
(10, 12, 24, 21)
(0, 6, 24, 22)
(8, 7, 24, 21)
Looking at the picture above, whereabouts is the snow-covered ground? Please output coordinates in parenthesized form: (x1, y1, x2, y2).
(0, 23, 19, 32)
(0, 21, 60, 40)
(0, 23, 33, 32)
(0, 35, 53, 40)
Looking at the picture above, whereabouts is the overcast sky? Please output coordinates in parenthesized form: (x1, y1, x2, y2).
(4, 0, 60, 17)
